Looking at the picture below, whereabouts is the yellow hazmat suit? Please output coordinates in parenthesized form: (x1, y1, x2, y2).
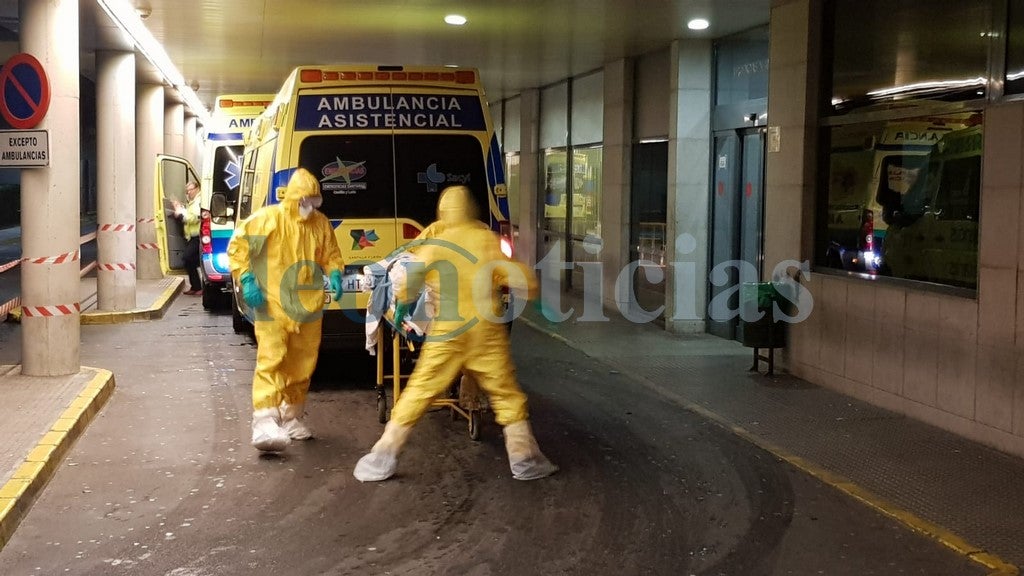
(228, 168, 345, 452)
(353, 185, 557, 481)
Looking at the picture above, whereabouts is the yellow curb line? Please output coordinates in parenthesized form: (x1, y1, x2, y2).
(518, 317, 1020, 576)
(81, 277, 183, 325)
(0, 367, 115, 552)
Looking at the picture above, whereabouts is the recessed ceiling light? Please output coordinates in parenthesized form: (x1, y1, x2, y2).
(687, 18, 709, 30)
(445, 14, 467, 26)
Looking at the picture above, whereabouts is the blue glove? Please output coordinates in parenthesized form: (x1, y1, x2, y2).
(393, 302, 409, 333)
(240, 271, 265, 309)
(329, 269, 344, 302)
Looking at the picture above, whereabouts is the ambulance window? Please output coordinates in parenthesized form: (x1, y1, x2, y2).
(298, 135, 395, 219)
(393, 135, 490, 228)
(931, 156, 980, 221)
(212, 145, 244, 203)
(239, 170, 255, 219)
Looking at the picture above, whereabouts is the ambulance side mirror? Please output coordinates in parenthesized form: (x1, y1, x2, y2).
(210, 193, 228, 218)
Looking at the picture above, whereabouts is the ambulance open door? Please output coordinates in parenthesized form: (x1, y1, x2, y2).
(153, 154, 200, 276)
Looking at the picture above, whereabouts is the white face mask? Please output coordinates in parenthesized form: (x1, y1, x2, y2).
(298, 204, 314, 220)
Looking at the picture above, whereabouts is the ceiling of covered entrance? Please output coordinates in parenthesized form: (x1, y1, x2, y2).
(0, 0, 771, 114)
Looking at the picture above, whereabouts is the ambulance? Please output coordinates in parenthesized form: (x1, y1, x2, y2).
(151, 95, 274, 308)
(197, 95, 274, 309)
(230, 65, 511, 345)
(825, 114, 974, 273)
(882, 124, 982, 289)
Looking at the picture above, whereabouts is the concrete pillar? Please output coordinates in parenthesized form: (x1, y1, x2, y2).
(601, 59, 634, 310)
(18, 0, 80, 375)
(184, 114, 200, 170)
(764, 0, 822, 273)
(136, 83, 164, 279)
(666, 40, 712, 334)
(517, 89, 540, 266)
(164, 96, 184, 157)
(95, 50, 137, 311)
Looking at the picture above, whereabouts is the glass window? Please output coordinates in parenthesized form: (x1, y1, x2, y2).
(570, 146, 603, 239)
(829, 0, 993, 114)
(541, 148, 568, 236)
(505, 152, 520, 228)
(211, 145, 244, 201)
(393, 135, 489, 227)
(297, 134, 488, 228)
(715, 27, 769, 106)
(819, 111, 982, 290)
(1007, 0, 1024, 94)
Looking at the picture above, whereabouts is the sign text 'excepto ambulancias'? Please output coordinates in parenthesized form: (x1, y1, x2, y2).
(0, 129, 49, 167)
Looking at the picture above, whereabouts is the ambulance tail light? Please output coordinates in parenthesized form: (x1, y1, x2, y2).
(859, 209, 878, 272)
(402, 223, 422, 239)
(499, 221, 514, 258)
(200, 213, 212, 254)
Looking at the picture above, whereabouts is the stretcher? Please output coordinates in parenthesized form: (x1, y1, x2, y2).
(364, 255, 485, 440)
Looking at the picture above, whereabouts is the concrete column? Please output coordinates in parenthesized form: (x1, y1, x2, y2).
(184, 114, 200, 170)
(18, 0, 80, 375)
(764, 0, 822, 273)
(95, 50, 137, 311)
(766, 0, 824, 372)
(601, 59, 634, 310)
(517, 89, 540, 266)
(136, 83, 164, 279)
(164, 96, 184, 157)
(666, 40, 712, 334)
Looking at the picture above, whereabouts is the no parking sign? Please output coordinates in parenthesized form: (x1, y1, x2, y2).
(0, 53, 50, 129)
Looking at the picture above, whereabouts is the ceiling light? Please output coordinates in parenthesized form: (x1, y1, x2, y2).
(687, 18, 710, 30)
(444, 14, 467, 26)
(96, 0, 211, 124)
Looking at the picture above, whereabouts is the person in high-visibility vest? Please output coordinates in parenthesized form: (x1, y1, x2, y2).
(173, 180, 204, 295)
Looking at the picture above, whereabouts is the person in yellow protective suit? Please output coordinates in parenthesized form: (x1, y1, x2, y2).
(353, 185, 557, 481)
(228, 168, 345, 453)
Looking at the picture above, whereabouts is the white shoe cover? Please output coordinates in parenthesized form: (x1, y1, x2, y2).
(252, 408, 291, 452)
(281, 402, 313, 440)
(353, 452, 399, 482)
(504, 420, 559, 481)
(353, 421, 411, 482)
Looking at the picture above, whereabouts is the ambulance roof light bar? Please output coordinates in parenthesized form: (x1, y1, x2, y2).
(96, 0, 212, 125)
(299, 67, 476, 85)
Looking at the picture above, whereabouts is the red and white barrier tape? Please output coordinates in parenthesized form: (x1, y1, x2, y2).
(80, 231, 97, 243)
(99, 262, 136, 271)
(21, 302, 80, 317)
(137, 217, 155, 224)
(22, 250, 80, 265)
(79, 261, 97, 277)
(0, 259, 20, 274)
(99, 223, 136, 232)
(137, 243, 159, 250)
(0, 297, 20, 317)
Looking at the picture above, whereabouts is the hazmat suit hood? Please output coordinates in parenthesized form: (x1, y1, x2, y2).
(436, 186, 477, 226)
(281, 168, 323, 220)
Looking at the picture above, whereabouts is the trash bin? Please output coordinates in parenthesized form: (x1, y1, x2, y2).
(739, 281, 787, 349)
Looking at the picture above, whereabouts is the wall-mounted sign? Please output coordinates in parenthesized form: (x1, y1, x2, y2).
(0, 129, 49, 166)
(0, 53, 51, 129)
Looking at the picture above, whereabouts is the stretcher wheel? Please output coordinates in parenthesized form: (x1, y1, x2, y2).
(376, 392, 388, 424)
(468, 410, 481, 441)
